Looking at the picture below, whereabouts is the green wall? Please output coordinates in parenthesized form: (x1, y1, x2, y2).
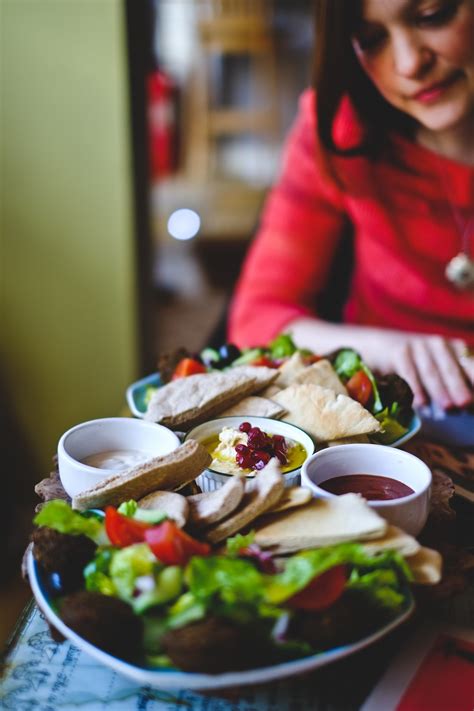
(1, 0, 141, 473)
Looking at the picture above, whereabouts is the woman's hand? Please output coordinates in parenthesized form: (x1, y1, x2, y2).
(367, 334, 473, 410)
(288, 318, 473, 410)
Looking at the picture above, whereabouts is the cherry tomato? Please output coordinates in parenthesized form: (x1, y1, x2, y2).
(105, 507, 150, 547)
(346, 370, 373, 407)
(171, 357, 207, 380)
(144, 521, 211, 566)
(303, 354, 323, 365)
(286, 565, 347, 611)
(251, 355, 278, 368)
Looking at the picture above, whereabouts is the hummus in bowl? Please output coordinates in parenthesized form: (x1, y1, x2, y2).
(185, 416, 315, 491)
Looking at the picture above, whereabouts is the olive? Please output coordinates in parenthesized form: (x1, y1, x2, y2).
(218, 343, 241, 366)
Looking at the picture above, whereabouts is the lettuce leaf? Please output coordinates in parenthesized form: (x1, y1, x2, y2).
(34, 500, 107, 545)
(268, 333, 298, 359)
(372, 406, 409, 444)
(333, 349, 383, 412)
(165, 591, 207, 629)
(225, 531, 256, 556)
(263, 544, 411, 608)
(186, 555, 265, 606)
(109, 543, 158, 599)
(132, 566, 184, 615)
(84, 548, 116, 595)
(117, 499, 167, 525)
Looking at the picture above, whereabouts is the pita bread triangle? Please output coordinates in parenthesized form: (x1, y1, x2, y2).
(293, 359, 348, 395)
(253, 493, 387, 553)
(272, 383, 381, 442)
(144, 366, 277, 429)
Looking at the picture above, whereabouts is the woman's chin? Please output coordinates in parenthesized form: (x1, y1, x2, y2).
(409, 96, 474, 137)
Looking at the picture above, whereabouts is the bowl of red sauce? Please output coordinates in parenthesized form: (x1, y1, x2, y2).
(301, 444, 432, 536)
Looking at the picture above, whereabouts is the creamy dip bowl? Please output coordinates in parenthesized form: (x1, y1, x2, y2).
(58, 417, 180, 499)
(301, 443, 432, 537)
(185, 416, 315, 492)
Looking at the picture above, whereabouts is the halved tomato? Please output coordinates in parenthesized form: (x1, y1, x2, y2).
(171, 357, 207, 380)
(346, 370, 373, 407)
(286, 565, 347, 611)
(144, 521, 211, 566)
(105, 507, 150, 547)
(251, 355, 278, 368)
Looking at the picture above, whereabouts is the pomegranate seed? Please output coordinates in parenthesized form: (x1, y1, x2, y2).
(247, 427, 270, 450)
(252, 450, 271, 470)
(239, 422, 252, 433)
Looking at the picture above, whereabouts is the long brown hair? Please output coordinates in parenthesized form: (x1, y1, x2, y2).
(313, 0, 415, 159)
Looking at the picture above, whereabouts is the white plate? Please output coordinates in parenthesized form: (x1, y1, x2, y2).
(28, 551, 414, 691)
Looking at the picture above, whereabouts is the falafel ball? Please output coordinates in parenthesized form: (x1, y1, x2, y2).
(59, 591, 143, 662)
(162, 615, 274, 673)
(290, 591, 392, 651)
(31, 527, 97, 592)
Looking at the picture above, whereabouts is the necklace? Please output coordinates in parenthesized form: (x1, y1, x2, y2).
(433, 151, 474, 290)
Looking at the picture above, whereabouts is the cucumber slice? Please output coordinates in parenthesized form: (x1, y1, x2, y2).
(231, 347, 266, 366)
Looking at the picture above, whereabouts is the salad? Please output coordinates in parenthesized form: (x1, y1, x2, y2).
(147, 334, 414, 445)
(32, 499, 416, 673)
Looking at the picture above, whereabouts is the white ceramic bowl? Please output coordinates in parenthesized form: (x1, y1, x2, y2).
(185, 416, 315, 492)
(301, 443, 432, 536)
(58, 417, 180, 499)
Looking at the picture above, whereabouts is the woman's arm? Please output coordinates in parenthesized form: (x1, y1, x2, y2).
(228, 90, 348, 347)
(288, 316, 473, 410)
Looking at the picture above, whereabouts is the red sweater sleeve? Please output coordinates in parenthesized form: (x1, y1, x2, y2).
(227, 90, 348, 348)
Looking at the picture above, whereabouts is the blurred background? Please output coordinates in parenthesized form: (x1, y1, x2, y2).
(0, 0, 313, 645)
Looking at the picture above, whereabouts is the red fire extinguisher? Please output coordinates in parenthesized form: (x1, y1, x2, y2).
(147, 69, 178, 180)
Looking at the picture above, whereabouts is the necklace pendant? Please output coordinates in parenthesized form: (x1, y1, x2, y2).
(445, 252, 474, 289)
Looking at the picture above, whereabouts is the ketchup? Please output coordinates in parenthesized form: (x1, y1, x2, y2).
(319, 474, 414, 501)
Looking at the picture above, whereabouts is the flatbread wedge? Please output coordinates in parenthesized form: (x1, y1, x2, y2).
(137, 490, 189, 528)
(218, 395, 286, 419)
(293, 359, 348, 396)
(187, 475, 245, 528)
(144, 367, 278, 430)
(405, 546, 442, 584)
(253, 493, 387, 553)
(276, 352, 307, 387)
(72, 440, 210, 511)
(361, 525, 421, 558)
(203, 458, 285, 544)
(265, 486, 312, 514)
(272, 384, 381, 442)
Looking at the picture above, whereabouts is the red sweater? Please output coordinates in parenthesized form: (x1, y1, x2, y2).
(228, 90, 474, 348)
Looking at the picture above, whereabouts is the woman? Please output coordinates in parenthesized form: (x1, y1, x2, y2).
(228, 0, 474, 410)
